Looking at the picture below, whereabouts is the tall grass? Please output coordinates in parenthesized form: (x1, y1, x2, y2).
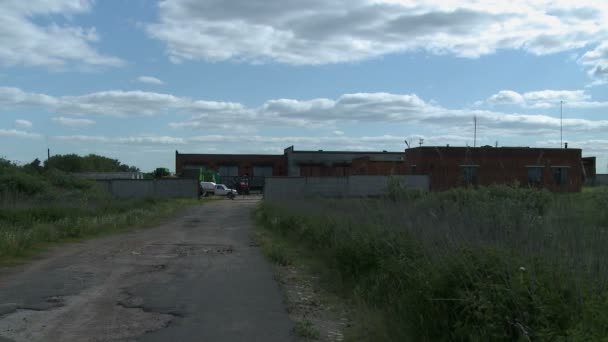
(0, 197, 193, 259)
(0, 161, 196, 261)
(257, 186, 608, 341)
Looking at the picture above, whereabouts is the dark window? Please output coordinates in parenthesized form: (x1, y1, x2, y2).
(552, 167, 569, 185)
(219, 165, 238, 177)
(461, 166, 479, 185)
(410, 165, 417, 174)
(253, 166, 273, 177)
(527, 167, 543, 186)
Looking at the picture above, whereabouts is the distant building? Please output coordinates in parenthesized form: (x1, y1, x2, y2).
(582, 156, 597, 181)
(175, 151, 287, 179)
(283, 146, 405, 176)
(404, 146, 585, 192)
(73, 172, 144, 180)
(175, 146, 405, 179)
(176, 145, 591, 192)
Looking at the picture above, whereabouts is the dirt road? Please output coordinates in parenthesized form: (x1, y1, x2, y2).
(0, 198, 295, 342)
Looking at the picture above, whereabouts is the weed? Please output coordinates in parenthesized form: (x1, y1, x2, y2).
(294, 320, 320, 340)
(266, 243, 292, 266)
(258, 186, 608, 341)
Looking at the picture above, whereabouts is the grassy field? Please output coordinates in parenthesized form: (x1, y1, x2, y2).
(257, 185, 608, 341)
(0, 158, 198, 265)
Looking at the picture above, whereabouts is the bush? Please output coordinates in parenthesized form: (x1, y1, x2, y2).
(258, 186, 608, 340)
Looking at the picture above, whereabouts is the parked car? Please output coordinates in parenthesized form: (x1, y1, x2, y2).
(199, 181, 216, 197)
(233, 176, 250, 195)
(214, 184, 237, 199)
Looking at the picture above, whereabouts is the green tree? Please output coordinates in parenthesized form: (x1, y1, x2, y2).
(44, 154, 140, 173)
(152, 168, 170, 179)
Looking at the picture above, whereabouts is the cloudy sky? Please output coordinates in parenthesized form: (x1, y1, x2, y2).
(1, 0, 607, 172)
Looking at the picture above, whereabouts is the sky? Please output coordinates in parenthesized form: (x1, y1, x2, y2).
(1, 0, 607, 172)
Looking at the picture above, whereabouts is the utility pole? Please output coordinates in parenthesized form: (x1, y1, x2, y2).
(473, 115, 477, 148)
(560, 100, 563, 148)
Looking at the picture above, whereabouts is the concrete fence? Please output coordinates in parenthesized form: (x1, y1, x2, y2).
(74, 172, 144, 180)
(96, 179, 198, 198)
(585, 174, 608, 187)
(264, 175, 429, 201)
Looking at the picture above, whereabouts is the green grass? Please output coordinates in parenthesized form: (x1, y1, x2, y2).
(257, 185, 608, 341)
(0, 198, 200, 265)
(0, 159, 202, 265)
(293, 320, 321, 340)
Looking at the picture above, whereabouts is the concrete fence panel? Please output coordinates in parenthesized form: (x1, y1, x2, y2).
(97, 179, 198, 198)
(264, 175, 429, 201)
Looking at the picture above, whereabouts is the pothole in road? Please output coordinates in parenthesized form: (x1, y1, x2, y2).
(135, 243, 234, 258)
(175, 243, 233, 257)
(182, 218, 202, 228)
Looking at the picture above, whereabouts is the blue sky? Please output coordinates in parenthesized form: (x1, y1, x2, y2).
(1, 0, 607, 172)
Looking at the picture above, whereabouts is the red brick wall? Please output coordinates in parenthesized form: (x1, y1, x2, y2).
(175, 153, 287, 177)
(405, 147, 583, 192)
(297, 157, 406, 176)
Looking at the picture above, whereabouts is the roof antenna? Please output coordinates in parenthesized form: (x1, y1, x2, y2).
(560, 100, 564, 148)
(474, 115, 477, 148)
(419, 138, 424, 147)
(404, 140, 410, 149)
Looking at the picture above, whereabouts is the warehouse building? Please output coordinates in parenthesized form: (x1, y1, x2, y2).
(404, 146, 586, 192)
(175, 146, 406, 179)
(176, 145, 592, 192)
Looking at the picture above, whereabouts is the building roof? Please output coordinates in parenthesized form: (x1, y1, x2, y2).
(285, 145, 403, 155)
(406, 146, 582, 152)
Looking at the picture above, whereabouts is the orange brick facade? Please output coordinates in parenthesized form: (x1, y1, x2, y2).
(176, 146, 590, 192)
(404, 146, 584, 192)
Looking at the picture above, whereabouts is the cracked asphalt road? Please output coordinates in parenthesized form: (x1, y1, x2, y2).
(0, 198, 295, 342)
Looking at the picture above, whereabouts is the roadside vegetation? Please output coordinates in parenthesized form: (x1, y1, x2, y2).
(257, 184, 608, 341)
(0, 156, 195, 264)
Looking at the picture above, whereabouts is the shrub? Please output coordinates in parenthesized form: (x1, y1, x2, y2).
(258, 186, 608, 340)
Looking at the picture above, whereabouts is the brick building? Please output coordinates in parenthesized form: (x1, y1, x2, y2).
(284, 146, 405, 176)
(404, 146, 584, 192)
(175, 146, 406, 178)
(175, 151, 287, 179)
(176, 145, 591, 192)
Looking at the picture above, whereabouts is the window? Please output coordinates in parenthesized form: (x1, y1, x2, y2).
(460, 165, 479, 185)
(527, 166, 544, 186)
(410, 165, 417, 174)
(219, 165, 238, 177)
(253, 166, 273, 177)
(552, 167, 569, 185)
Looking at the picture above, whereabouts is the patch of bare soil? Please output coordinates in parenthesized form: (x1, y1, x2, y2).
(274, 264, 351, 342)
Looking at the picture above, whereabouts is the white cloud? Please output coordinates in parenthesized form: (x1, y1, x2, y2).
(586, 79, 608, 88)
(146, 0, 608, 65)
(0, 87, 243, 117)
(485, 89, 607, 108)
(0, 0, 123, 69)
(0, 128, 41, 139)
(2, 86, 608, 137)
(333, 130, 345, 136)
(54, 135, 187, 145)
(487, 90, 525, 105)
(137, 76, 164, 85)
(52, 116, 96, 127)
(579, 41, 608, 83)
(15, 119, 32, 129)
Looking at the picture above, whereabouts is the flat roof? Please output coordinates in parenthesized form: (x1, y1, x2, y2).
(290, 150, 403, 155)
(177, 152, 283, 157)
(407, 146, 582, 152)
